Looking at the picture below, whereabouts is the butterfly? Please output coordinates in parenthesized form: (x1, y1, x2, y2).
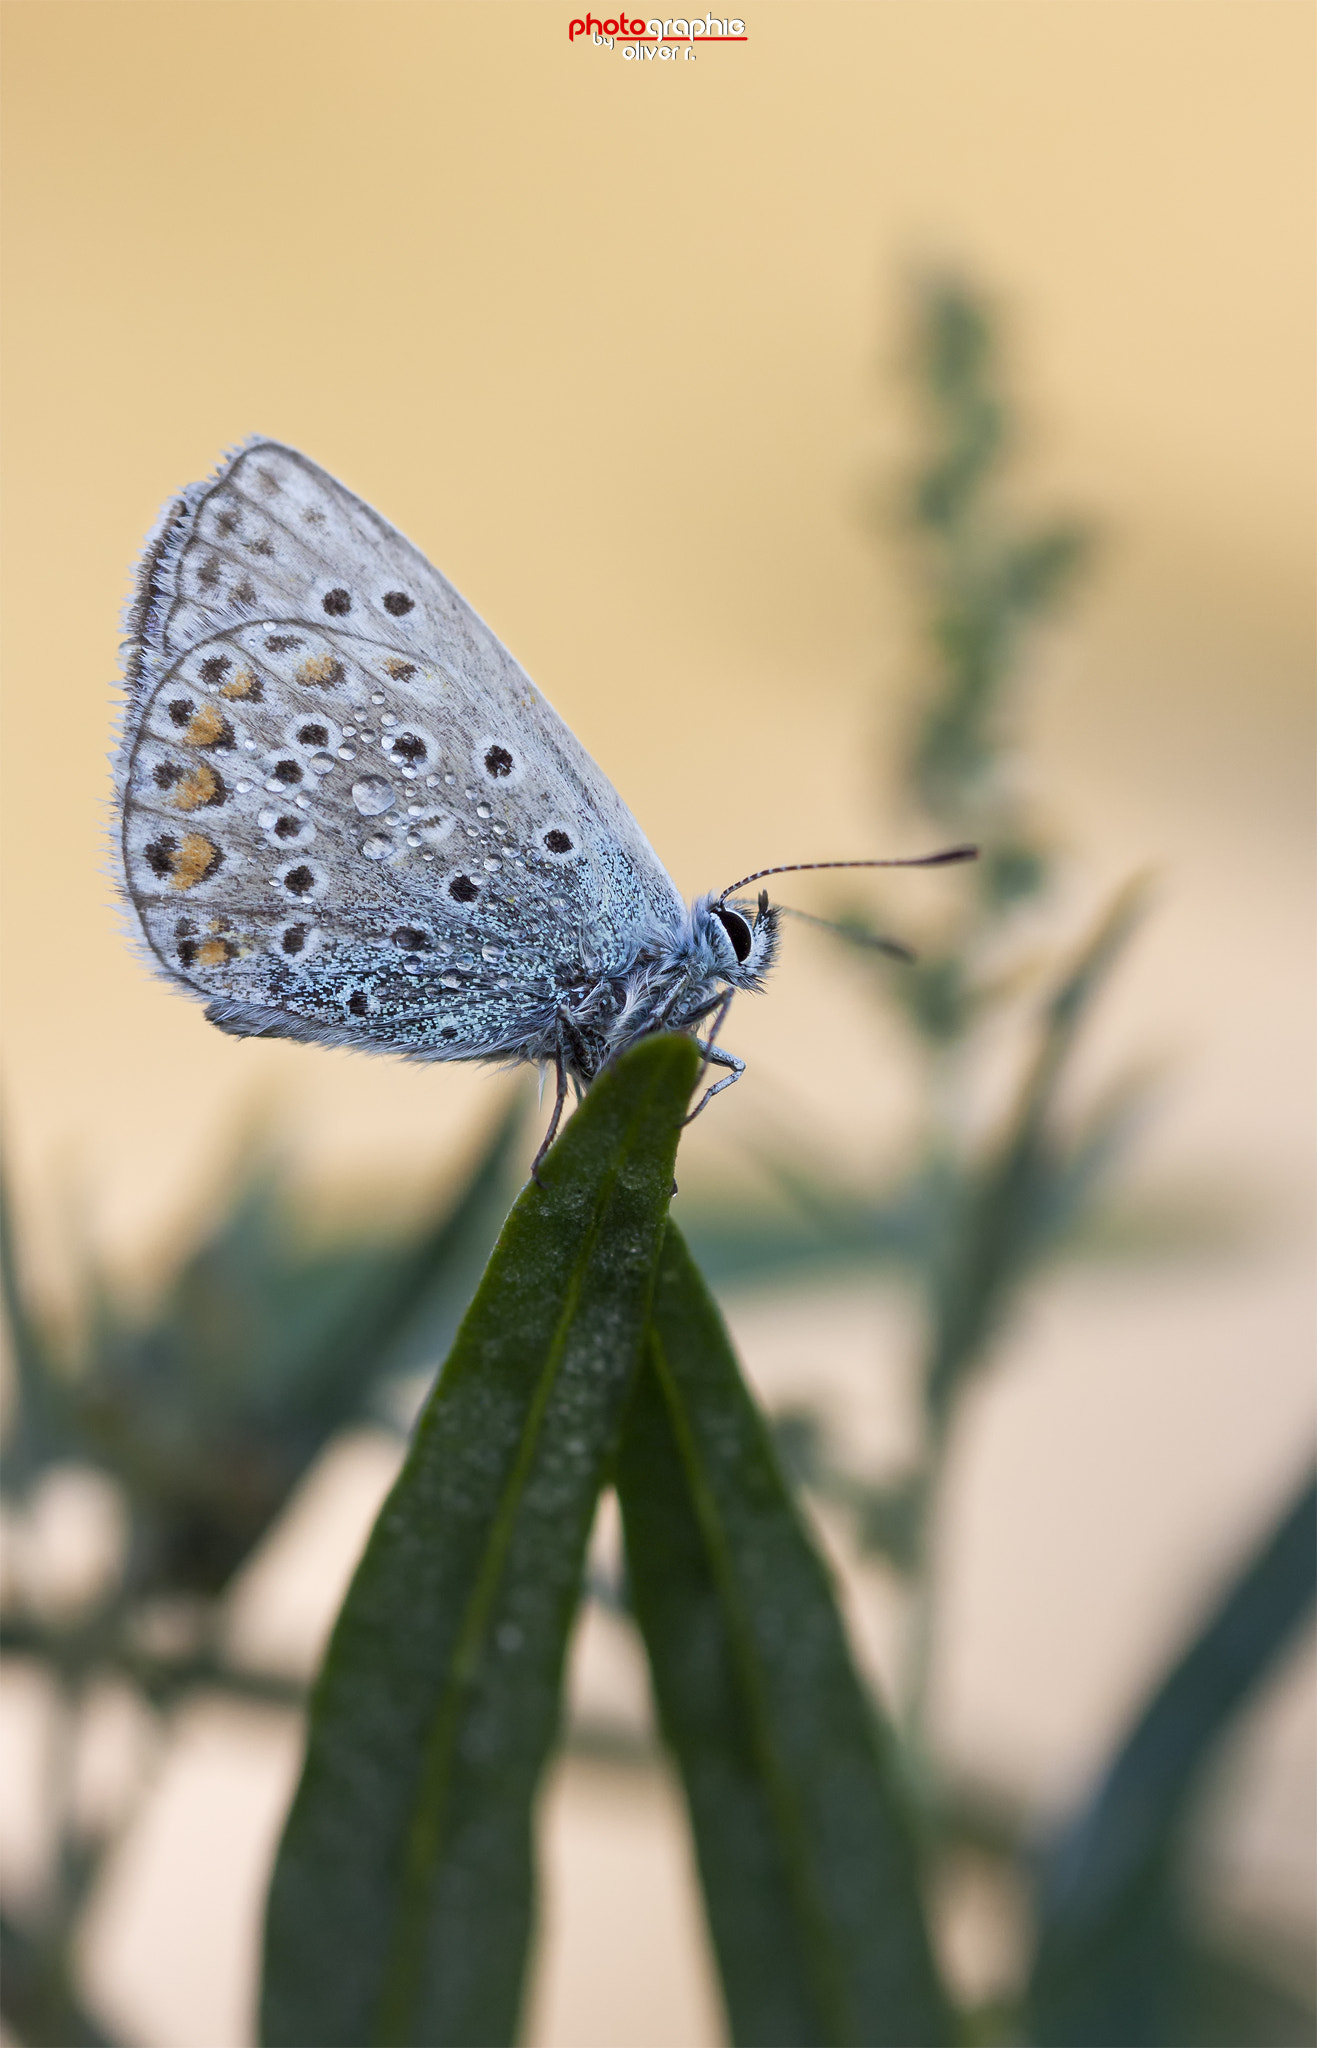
(114, 440, 973, 1162)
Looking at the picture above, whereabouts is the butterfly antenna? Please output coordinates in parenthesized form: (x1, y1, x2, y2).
(717, 845, 978, 902)
(772, 905, 918, 963)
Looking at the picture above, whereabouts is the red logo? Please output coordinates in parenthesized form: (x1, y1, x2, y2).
(567, 13, 748, 48)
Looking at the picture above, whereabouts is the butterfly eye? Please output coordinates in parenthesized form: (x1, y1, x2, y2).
(711, 905, 753, 963)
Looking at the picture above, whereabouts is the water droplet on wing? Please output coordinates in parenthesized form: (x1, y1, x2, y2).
(352, 775, 395, 816)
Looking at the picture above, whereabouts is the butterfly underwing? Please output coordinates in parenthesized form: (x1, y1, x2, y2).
(114, 439, 782, 1125)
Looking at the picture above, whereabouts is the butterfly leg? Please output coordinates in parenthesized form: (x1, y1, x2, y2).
(531, 1048, 569, 1186)
(684, 1045, 746, 1124)
(684, 991, 745, 1124)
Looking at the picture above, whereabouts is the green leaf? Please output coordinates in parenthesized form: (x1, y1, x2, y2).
(260, 1034, 697, 2048)
(617, 1224, 954, 2048)
(0, 1910, 124, 2048)
(1028, 1466, 1317, 2046)
(1155, 1931, 1317, 2047)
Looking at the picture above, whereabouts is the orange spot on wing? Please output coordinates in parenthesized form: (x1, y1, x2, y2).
(219, 666, 260, 700)
(297, 652, 345, 688)
(181, 703, 232, 748)
(169, 833, 221, 890)
(168, 763, 223, 811)
(195, 936, 235, 966)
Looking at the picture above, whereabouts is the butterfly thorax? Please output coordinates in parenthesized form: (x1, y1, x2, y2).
(545, 892, 779, 1083)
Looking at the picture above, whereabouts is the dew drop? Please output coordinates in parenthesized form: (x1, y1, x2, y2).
(380, 712, 397, 727)
(443, 774, 457, 785)
(351, 774, 395, 817)
(258, 807, 279, 828)
(337, 744, 358, 761)
(243, 739, 258, 752)
(475, 802, 491, 819)
(406, 834, 422, 848)
(440, 972, 463, 989)
(361, 835, 392, 861)
(496, 977, 513, 991)
(309, 752, 336, 773)
(422, 850, 435, 861)
(234, 778, 254, 794)
(295, 795, 311, 809)
(370, 691, 385, 705)
(425, 774, 440, 787)
(482, 943, 504, 961)
(341, 725, 357, 738)
(407, 803, 424, 816)
(401, 766, 417, 780)
(483, 858, 501, 872)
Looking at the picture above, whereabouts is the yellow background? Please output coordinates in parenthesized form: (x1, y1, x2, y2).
(2, 4, 1313, 2043)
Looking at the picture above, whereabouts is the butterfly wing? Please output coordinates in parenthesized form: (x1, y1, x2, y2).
(115, 440, 685, 1059)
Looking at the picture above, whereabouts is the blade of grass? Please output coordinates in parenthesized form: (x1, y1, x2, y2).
(926, 879, 1147, 1417)
(1028, 1466, 1317, 2046)
(0, 1911, 124, 2048)
(260, 1034, 698, 2048)
(0, 1151, 68, 1489)
(617, 1223, 954, 2048)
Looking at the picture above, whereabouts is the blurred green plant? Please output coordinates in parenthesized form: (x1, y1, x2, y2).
(1, 279, 1311, 2048)
(681, 274, 1316, 2042)
(0, 1106, 525, 2047)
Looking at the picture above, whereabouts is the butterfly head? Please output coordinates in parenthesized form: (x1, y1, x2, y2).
(688, 887, 780, 993)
